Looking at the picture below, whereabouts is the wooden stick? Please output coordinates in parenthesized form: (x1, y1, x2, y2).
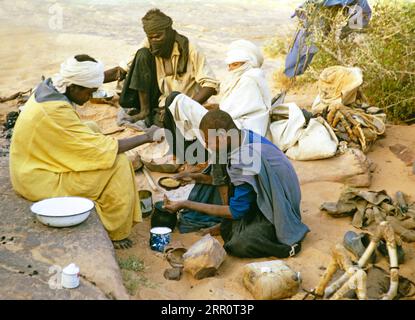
(0, 89, 31, 103)
(142, 167, 159, 192)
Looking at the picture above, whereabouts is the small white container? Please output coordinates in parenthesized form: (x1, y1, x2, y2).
(61, 263, 80, 289)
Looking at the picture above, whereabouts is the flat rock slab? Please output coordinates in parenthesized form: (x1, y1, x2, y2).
(0, 157, 129, 300)
(292, 148, 372, 187)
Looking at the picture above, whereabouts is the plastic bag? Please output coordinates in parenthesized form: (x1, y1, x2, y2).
(243, 260, 301, 300)
(183, 234, 226, 280)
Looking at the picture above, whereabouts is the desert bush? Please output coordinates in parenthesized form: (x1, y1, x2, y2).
(118, 256, 156, 295)
(263, 35, 292, 58)
(269, 0, 415, 122)
(118, 255, 145, 272)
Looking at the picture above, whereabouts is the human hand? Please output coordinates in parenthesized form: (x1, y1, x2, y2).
(163, 195, 184, 213)
(173, 172, 194, 185)
(144, 125, 165, 143)
(130, 112, 148, 122)
(117, 67, 127, 81)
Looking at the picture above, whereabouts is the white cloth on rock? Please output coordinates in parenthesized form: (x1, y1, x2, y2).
(270, 103, 338, 161)
(312, 66, 363, 114)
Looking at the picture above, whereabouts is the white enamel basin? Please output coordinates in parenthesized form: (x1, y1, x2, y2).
(30, 197, 94, 228)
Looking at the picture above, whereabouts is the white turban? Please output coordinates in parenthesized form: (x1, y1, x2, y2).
(51, 57, 105, 93)
(225, 40, 264, 68)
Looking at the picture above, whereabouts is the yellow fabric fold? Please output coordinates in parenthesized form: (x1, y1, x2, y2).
(10, 95, 141, 240)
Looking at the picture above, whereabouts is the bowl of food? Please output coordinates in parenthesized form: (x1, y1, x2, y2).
(138, 138, 181, 173)
(158, 177, 181, 190)
(141, 158, 181, 174)
(90, 89, 114, 103)
(30, 197, 94, 228)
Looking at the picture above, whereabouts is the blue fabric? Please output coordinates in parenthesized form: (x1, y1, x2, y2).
(284, 0, 372, 78)
(248, 129, 275, 148)
(284, 28, 319, 78)
(178, 166, 223, 233)
(227, 130, 310, 246)
(34, 78, 73, 104)
(229, 183, 257, 220)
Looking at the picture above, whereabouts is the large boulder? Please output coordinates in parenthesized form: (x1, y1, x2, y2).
(292, 148, 372, 187)
(0, 157, 128, 300)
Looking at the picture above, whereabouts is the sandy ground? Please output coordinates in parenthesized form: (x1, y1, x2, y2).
(1, 0, 414, 300)
(119, 124, 415, 300)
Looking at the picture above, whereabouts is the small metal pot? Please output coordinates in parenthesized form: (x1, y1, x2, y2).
(151, 201, 177, 231)
(138, 190, 153, 218)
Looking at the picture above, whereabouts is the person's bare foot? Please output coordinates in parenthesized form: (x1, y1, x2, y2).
(112, 238, 133, 250)
(198, 224, 221, 236)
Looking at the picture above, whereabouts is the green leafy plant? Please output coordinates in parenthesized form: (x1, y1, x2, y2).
(309, 0, 414, 122)
(268, 0, 415, 122)
(117, 256, 157, 296)
(117, 256, 145, 272)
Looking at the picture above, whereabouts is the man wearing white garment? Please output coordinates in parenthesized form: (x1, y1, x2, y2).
(160, 40, 272, 224)
(218, 39, 272, 136)
(164, 39, 271, 146)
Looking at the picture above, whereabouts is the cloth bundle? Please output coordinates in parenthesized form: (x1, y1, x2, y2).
(321, 188, 415, 242)
(270, 102, 338, 160)
(312, 66, 386, 152)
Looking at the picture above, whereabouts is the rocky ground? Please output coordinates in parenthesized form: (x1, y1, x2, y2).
(0, 158, 128, 300)
(1, 0, 414, 300)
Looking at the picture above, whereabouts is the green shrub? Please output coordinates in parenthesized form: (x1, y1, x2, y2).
(118, 256, 156, 296)
(117, 256, 145, 272)
(263, 35, 292, 58)
(270, 0, 415, 122)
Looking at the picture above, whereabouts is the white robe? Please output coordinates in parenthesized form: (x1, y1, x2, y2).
(219, 67, 271, 137)
(168, 67, 271, 139)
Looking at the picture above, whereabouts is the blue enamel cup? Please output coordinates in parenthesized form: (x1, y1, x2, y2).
(150, 227, 172, 252)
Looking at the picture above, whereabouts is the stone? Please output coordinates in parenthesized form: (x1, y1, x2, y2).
(0, 157, 129, 300)
(163, 267, 183, 281)
(292, 148, 371, 187)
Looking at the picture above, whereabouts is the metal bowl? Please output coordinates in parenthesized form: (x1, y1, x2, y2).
(90, 89, 114, 103)
(30, 197, 94, 228)
(142, 159, 181, 173)
(158, 177, 181, 190)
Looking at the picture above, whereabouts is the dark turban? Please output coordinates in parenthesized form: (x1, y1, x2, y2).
(141, 9, 189, 75)
(142, 9, 173, 34)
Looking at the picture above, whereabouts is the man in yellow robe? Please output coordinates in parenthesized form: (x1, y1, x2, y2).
(10, 54, 162, 249)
